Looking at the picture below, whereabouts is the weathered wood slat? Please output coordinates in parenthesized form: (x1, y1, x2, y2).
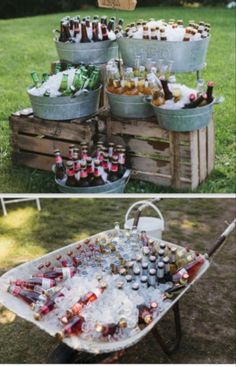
(128, 156, 170, 175)
(198, 126, 207, 182)
(207, 120, 215, 173)
(12, 151, 53, 172)
(10, 116, 96, 142)
(189, 130, 200, 189)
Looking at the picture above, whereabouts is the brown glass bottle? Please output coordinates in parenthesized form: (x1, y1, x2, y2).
(92, 160, 105, 186)
(108, 157, 120, 182)
(92, 21, 100, 42)
(206, 81, 214, 104)
(66, 162, 78, 187)
(80, 21, 91, 43)
(118, 148, 126, 178)
(78, 162, 90, 187)
(101, 25, 109, 41)
(183, 93, 207, 109)
(86, 157, 94, 183)
(160, 78, 173, 100)
(54, 150, 66, 180)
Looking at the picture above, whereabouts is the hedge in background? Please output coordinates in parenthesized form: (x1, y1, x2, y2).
(0, 0, 228, 19)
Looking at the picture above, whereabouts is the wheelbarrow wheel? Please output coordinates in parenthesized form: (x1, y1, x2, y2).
(47, 343, 114, 364)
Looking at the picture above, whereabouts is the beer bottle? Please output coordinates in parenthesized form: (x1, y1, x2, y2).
(66, 161, 78, 187)
(206, 81, 214, 104)
(80, 21, 91, 43)
(87, 70, 100, 90)
(148, 268, 157, 287)
(143, 26, 150, 40)
(42, 73, 49, 83)
(157, 262, 165, 284)
(118, 148, 126, 178)
(170, 248, 178, 274)
(177, 20, 184, 28)
(160, 28, 167, 41)
(92, 21, 100, 42)
(68, 144, 75, 160)
(137, 304, 153, 325)
(8, 285, 46, 307)
(101, 16, 108, 26)
(78, 161, 90, 187)
(31, 71, 41, 88)
(102, 152, 110, 174)
(86, 157, 94, 182)
(108, 142, 115, 160)
(92, 160, 105, 186)
(134, 55, 141, 77)
(108, 156, 120, 182)
(183, 93, 207, 109)
(73, 20, 81, 40)
(160, 78, 173, 100)
(152, 90, 165, 107)
(163, 256, 172, 281)
(54, 150, 66, 180)
(151, 27, 158, 40)
(101, 25, 109, 41)
(56, 315, 85, 340)
(59, 73, 69, 93)
(107, 19, 115, 32)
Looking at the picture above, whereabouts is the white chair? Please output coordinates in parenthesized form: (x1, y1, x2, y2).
(0, 198, 41, 216)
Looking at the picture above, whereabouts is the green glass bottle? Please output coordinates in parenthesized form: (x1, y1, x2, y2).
(59, 73, 69, 93)
(87, 71, 100, 90)
(31, 72, 41, 88)
(55, 63, 62, 74)
(42, 73, 49, 83)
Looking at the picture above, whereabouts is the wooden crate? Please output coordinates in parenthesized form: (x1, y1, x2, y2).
(106, 115, 215, 190)
(9, 108, 106, 172)
(51, 61, 108, 109)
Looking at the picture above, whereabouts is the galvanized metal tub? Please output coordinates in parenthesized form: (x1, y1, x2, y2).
(106, 91, 154, 119)
(117, 37, 210, 73)
(28, 86, 102, 121)
(151, 99, 218, 132)
(55, 39, 118, 65)
(55, 170, 131, 194)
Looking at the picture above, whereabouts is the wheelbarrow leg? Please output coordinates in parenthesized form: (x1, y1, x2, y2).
(152, 301, 182, 356)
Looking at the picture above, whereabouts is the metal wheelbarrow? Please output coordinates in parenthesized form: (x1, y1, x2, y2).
(0, 202, 235, 364)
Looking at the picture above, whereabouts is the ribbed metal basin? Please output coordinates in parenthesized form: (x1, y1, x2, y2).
(152, 100, 215, 132)
(106, 92, 154, 119)
(55, 39, 118, 65)
(117, 37, 210, 73)
(56, 170, 131, 194)
(28, 86, 102, 121)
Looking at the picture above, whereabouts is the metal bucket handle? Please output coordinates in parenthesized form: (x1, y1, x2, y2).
(125, 199, 165, 230)
(213, 96, 224, 105)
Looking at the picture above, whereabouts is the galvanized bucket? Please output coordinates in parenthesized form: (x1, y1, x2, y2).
(55, 170, 131, 194)
(106, 91, 154, 119)
(117, 37, 210, 73)
(55, 39, 119, 65)
(28, 86, 102, 121)
(150, 98, 223, 132)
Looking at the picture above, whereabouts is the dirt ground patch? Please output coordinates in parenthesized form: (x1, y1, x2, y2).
(0, 198, 235, 363)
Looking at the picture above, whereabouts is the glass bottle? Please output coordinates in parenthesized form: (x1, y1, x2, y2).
(65, 161, 78, 187)
(101, 25, 109, 41)
(157, 262, 165, 284)
(31, 71, 41, 88)
(108, 157, 120, 182)
(92, 160, 105, 186)
(8, 285, 46, 306)
(148, 268, 157, 287)
(170, 247, 178, 274)
(54, 150, 66, 180)
(137, 305, 153, 325)
(152, 90, 165, 107)
(80, 21, 91, 43)
(59, 73, 69, 93)
(160, 78, 173, 100)
(78, 161, 90, 187)
(206, 81, 214, 104)
(143, 26, 150, 40)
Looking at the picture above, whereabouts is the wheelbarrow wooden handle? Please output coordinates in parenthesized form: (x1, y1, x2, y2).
(207, 219, 236, 258)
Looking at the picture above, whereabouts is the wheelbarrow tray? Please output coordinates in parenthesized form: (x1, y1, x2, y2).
(0, 229, 210, 355)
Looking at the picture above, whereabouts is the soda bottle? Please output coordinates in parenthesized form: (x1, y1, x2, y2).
(95, 323, 118, 337)
(183, 93, 207, 109)
(34, 289, 64, 320)
(12, 277, 56, 290)
(8, 285, 46, 306)
(54, 150, 66, 180)
(57, 315, 85, 340)
(92, 160, 105, 186)
(137, 305, 153, 325)
(78, 161, 90, 187)
(68, 145, 75, 160)
(118, 148, 126, 178)
(66, 292, 98, 319)
(108, 157, 120, 182)
(36, 267, 75, 280)
(65, 161, 78, 187)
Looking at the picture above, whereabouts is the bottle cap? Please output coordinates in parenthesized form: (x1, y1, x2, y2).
(158, 262, 164, 268)
(125, 275, 132, 283)
(55, 331, 65, 341)
(149, 268, 156, 276)
(141, 275, 148, 283)
(132, 283, 139, 291)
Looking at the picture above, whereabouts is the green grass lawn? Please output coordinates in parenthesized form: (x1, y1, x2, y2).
(0, 6, 235, 193)
(0, 198, 235, 363)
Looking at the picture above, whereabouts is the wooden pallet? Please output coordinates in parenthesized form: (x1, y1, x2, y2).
(9, 108, 107, 172)
(105, 115, 215, 190)
(51, 61, 108, 108)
